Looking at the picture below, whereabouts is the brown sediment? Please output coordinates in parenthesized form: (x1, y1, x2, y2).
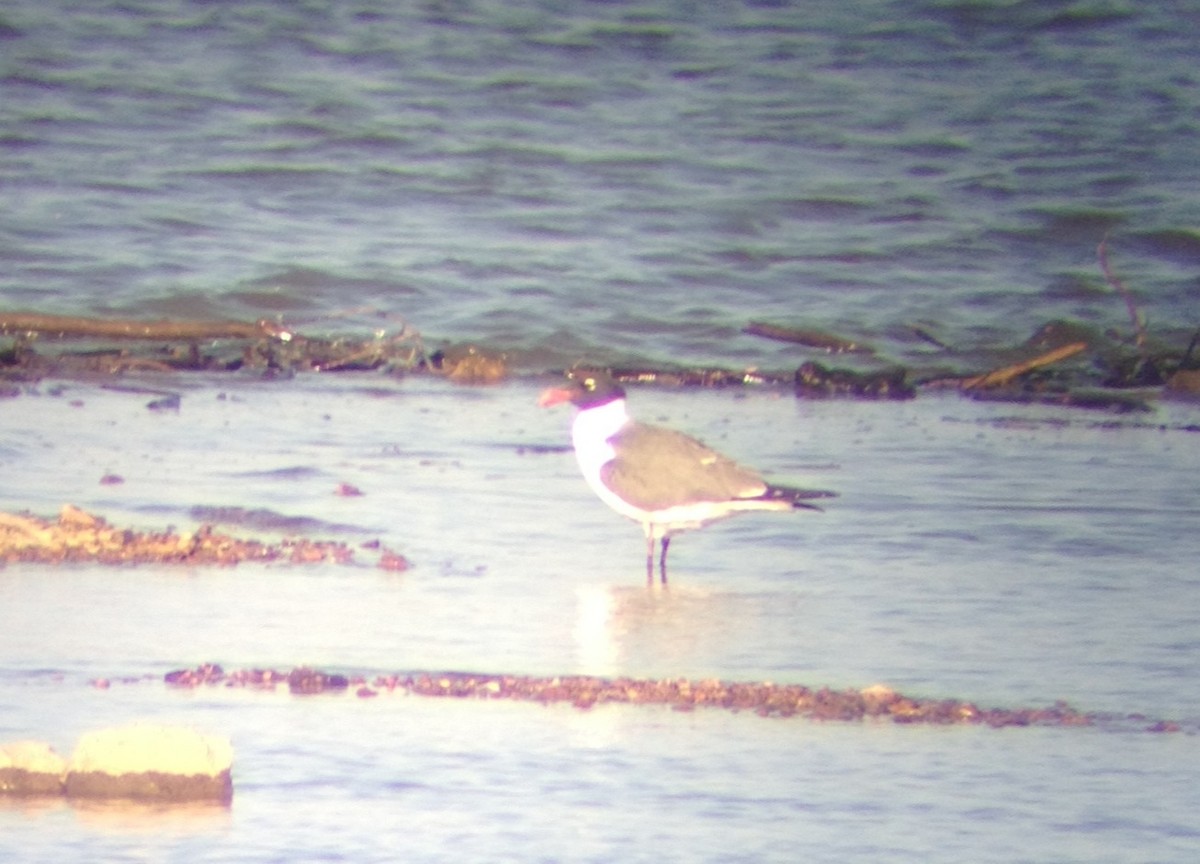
(0, 506, 392, 568)
(155, 665, 1184, 733)
(64, 769, 232, 804)
(286, 667, 351, 695)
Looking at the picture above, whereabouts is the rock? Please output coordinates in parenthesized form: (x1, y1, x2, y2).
(795, 361, 915, 399)
(65, 724, 233, 803)
(859, 684, 900, 713)
(287, 667, 350, 694)
(59, 503, 100, 528)
(428, 345, 508, 384)
(1166, 368, 1200, 395)
(0, 740, 67, 795)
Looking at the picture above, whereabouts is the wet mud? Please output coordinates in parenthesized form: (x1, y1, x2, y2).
(0, 506, 406, 570)
(153, 664, 1186, 734)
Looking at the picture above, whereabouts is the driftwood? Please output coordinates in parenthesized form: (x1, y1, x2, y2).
(0, 312, 283, 341)
(744, 321, 874, 354)
(960, 341, 1088, 390)
(1, 310, 428, 377)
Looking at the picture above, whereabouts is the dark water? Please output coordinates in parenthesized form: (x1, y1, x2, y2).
(2, 2, 1200, 861)
(2, 0, 1197, 369)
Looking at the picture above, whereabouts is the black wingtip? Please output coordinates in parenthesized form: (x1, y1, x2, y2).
(765, 485, 838, 510)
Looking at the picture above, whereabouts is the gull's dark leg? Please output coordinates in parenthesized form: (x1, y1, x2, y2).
(659, 536, 670, 585)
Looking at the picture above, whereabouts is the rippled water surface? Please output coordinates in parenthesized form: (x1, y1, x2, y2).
(2, 0, 1198, 368)
(2, 0, 1200, 860)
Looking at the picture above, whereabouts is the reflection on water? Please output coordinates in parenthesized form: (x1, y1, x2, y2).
(0, 791, 230, 840)
(0, 795, 68, 821)
(68, 798, 232, 836)
(571, 584, 618, 676)
(592, 585, 818, 680)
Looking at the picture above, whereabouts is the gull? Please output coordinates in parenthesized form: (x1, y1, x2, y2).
(540, 370, 834, 582)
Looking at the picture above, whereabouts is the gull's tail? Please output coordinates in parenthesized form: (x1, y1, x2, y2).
(761, 485, 838, 511)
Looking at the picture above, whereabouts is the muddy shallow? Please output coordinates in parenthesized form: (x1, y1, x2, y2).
(2, 373, 1199, 861)
(3, 374, 1199, 704)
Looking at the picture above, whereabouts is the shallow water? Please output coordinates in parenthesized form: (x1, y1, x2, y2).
(6, 698, 1200, 863)
(2, 378, 1199, 861)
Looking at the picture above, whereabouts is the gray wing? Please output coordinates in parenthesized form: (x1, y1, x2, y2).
(600, 422, 768, 511)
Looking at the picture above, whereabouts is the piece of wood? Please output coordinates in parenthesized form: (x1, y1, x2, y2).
(0, 312, 280, 341)
(961, 341, 1087, 390)
(744, 321, 874, 354)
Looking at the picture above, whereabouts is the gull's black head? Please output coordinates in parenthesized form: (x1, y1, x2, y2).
(538, 368, 626, 410)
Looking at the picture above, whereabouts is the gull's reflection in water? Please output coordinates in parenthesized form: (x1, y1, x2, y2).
(573, 581, 816, 680)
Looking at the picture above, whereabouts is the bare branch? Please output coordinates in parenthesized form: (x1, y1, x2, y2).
(1097, 236, 1148, 354)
